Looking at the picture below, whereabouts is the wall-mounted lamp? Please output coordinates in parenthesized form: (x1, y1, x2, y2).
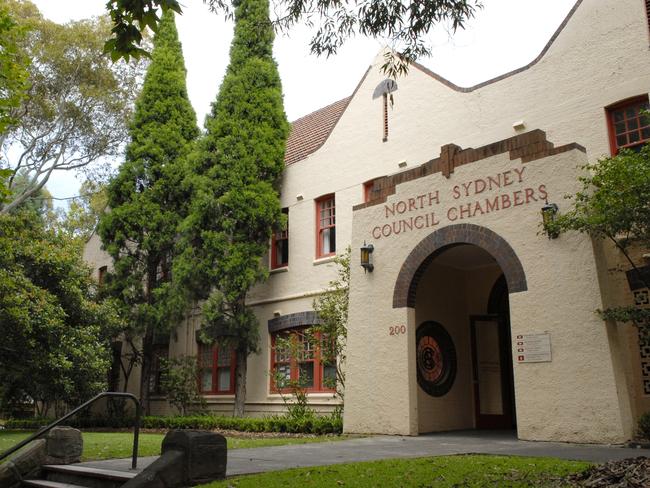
(360, 241, 374, 273)
(541, 202, 559, 239)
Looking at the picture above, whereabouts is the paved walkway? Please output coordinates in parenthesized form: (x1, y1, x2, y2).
(78, 430, 648, 477)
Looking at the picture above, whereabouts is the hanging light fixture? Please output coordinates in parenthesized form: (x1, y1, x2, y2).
(541, 202, 559, 239)
(360, 241, 374, 273)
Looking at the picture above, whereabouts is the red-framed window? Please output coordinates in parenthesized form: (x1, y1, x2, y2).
(606, 96, 650, 154)
(98, 266, 107, 286)
(270, 328, 336, 393)
(199, 344, 236, 394)
(271, 208, 289, 269)
(148, 345, 168, 395)
(316, 195, 335, 258)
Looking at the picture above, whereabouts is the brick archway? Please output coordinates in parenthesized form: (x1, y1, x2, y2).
(393, 223, 527, 308)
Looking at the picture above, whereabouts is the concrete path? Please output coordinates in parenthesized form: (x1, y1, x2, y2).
(78, 430, 649, 477)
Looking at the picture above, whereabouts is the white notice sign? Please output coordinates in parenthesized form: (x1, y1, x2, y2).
(514, 333, 552, 363)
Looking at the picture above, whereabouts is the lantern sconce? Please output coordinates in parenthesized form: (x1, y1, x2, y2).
(360, 241, 374, 273)
(541, 202, 559, 239)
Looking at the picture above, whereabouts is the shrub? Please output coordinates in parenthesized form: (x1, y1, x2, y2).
(3, 412, 344, 434)
(637, 411, 650, 440)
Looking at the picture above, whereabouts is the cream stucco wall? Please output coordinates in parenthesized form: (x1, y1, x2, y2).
(82, 0, 648, 440)
(345, 148, 632, 443)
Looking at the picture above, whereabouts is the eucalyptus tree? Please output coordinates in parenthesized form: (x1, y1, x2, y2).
(105, 0, 481, 77)
(0, 1, 144, 214)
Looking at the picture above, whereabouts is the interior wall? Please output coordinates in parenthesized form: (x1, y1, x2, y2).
(415, 255, 503, 433)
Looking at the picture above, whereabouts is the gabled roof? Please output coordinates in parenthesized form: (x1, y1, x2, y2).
(283, 0, 584, 165)
(284, 96, 351, 165)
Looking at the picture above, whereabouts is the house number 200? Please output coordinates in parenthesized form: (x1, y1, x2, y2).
(389, 325, 407, 336)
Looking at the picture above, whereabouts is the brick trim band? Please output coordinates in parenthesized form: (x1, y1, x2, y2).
(268, 311, 321, 334)
(393, 224, 527, 309)
(354, 129, 585, 211)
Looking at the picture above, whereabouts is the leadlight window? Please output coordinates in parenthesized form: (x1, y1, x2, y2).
(270, 328, 335, 393)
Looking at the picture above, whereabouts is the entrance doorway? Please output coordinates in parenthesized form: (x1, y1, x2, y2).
(413, 244, 517, 434)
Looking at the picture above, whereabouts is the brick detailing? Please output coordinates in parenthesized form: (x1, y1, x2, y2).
(355, 129, 585, 210)
(268, 311, 321, 334)
(392, 224, 527, 309)
(647, 0, 650, 36)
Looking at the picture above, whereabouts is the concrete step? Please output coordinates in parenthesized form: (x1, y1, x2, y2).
(37, 464, 137, 488)
(23, 480, 87, 488)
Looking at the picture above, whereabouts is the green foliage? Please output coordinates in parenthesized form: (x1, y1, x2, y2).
(0, 169, 12, 204)
(104, 0, 480, 78)
(1, 1, 146, 214)
(0, 211, 118, 416)
(0, 5, 29, 134)
(174, 0, 289, 416)
(99, 9, 199, 410)
(160, 356, 206, 415)
(58, 180, 108, 241)
(637, 411, 650, 440)
(3, 413, 343, 434)
(312, 247, 350, 397)
(546, 144, 650, 324)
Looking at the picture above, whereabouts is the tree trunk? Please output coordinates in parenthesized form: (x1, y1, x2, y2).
(233, 343, 248, 417)
(139, 325, 154, 415)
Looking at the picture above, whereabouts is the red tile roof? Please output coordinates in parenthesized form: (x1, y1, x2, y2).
(284, 97, 351, 165)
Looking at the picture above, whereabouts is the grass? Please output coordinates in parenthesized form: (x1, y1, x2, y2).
(201, 454, 591, 488)
(0, 430, 346, 461)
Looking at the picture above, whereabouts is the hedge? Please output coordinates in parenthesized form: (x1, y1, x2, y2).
(2, 414, 343, 435)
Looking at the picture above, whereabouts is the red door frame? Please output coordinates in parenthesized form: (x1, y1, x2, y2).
(470, 314, 516, 429)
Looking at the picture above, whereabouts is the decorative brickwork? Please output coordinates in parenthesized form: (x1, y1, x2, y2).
(268, 311, 321, 333)
(392, 224, 527, 309)
(355, 129, 585, 210)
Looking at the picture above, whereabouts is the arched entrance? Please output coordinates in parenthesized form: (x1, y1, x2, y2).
(394, 225, 526, 434)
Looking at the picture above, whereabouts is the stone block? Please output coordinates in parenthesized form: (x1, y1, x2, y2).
(162, 430, 227, 485)
(123, 430, 227, 488)
(45, 426, 83, 464)
(0, 438, 46, 488)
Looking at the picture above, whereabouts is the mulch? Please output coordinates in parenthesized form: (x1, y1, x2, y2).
(565, 457, 650, 487)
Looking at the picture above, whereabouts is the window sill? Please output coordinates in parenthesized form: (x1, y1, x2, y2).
(267, 392, 337, 399)
(313, 255, 336, 266)
(270, 266, 289, 274)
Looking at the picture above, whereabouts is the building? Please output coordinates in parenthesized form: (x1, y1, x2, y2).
(84, 0, 650, 443)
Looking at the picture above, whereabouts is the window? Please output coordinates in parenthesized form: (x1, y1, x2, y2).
(199, 344, 236, 394)
(98, 266, 107, 286)
(607, 96, 650, 154)
(316, 195, 335, 258)
(148, 345, 168, 395)
(270, 328, 336, 393)
(271, 208, 289, 269)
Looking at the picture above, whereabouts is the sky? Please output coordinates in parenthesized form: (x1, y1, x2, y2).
(29, 0, 577, 203)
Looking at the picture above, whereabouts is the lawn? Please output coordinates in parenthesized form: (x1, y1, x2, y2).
(0, 431, 345, 461)
(201, 454, 590, 488)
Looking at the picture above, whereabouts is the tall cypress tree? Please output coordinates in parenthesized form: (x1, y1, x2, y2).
(175, 0, 289, 416)
(99, 10, 199, 412)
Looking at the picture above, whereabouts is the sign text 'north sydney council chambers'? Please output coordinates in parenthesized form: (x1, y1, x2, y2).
(370, 166, 548, 239)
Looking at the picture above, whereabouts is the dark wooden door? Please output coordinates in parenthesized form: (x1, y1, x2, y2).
(470, 314, 515, 429)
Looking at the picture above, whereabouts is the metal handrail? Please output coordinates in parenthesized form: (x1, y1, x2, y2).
(0, 392, 141, 469)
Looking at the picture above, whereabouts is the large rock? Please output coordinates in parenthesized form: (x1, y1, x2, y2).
(45, 426, 83, 464)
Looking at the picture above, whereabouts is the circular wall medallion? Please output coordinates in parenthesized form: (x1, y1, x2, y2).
(416, 321, 457, 397)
